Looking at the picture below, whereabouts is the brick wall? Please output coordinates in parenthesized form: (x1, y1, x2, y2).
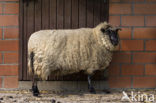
(0, 0, 19, 88)
(0, 0, 156, 89)
(109, 0, 156, 88)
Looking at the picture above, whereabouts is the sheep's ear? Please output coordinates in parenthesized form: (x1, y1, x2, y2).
(116, 28, 122, 32)
(101, 28, 106, 33)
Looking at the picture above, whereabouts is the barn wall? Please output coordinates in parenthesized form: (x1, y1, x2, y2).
(0, 0, 156, 88)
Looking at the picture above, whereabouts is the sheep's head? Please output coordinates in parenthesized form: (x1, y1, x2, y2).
(95, 22, 121, 51)
(101, 23, 121, 46)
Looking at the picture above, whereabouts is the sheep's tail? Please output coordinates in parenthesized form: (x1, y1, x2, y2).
(30, 52, 35, 74)
(28, 51, 35, 76)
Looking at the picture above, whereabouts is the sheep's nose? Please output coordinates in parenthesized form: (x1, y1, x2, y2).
(112, 40, 118, 46)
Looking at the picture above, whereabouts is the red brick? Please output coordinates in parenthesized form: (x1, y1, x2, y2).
(0, 65, 18, 76)
(0, 53, 2, 63)
(112, 52, 131, 63)
(119, 28, 131, 39)
(120, 40, 144, 51)
(133, 52, 156, 63)
(4, 76, 18, 88)
(4, 52, 18, 64)
(146, 40, 156, 51)
(146, 16, 156, 26)
(122, 16, 144, 26)
(0, 28, 2, 39)
(133, 77, 156, 88)
(134, 28, 156, 39)
(108, 64, 120, 76)
(134, 4, 156, 14)
(109, 16, 120, 26)
(4, 3, 19, 14)
(145, 64, 156, 75)
(0, 40, 18, 51)
(0, 77, 2, 88)
(109, 77, 131, 88)
(0, 4, 2, 14)
(109, 4, 131, 14)
(114, 44, 120, 51)
(121, 64, 144, 76)
(0, 15, 18, 26)
(4, 28, 19, 39)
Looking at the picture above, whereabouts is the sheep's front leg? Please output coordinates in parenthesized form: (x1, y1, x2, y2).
(88, 75, 96, 94)
(32, 75, 40, 96)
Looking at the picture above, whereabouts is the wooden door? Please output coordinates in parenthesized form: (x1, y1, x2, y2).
(19, 0, 109, 81)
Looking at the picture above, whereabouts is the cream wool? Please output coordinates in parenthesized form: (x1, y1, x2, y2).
(28, 22, 116, 80)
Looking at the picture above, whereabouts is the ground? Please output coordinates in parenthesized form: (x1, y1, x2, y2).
(0, 89, 155, 103)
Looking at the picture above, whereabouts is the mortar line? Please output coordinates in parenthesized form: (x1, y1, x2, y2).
(143, 63, 146, 76)
(131, 52, 133, 64)
(143, 40, 146, 51)
(2, 27, 4, 40)
(0, 51, 18, 53)
(1, 76, 4, 88)
(0, 63, 18, 65)
(119, 63, 122, 76)
(120, 15, 122, 27)
(131, 27, 134, 39)
(131, 76, 133, 88)
(131, 0, 134, 16)
(144, 16, 146, 27)
(0, 26, 18, 28)
(1, 52, 4, 64)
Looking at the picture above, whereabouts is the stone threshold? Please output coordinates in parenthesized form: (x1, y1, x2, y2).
(19, 81, 109, 91)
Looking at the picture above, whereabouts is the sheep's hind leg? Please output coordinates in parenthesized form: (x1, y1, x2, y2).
(30, 52, 40, 96)
(32, 75, 40, 96)
(88, 75, 96, 94)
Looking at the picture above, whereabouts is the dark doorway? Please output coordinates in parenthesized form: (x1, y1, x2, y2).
(19, 0, 109, 81)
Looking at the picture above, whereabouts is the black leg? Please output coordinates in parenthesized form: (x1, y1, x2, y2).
(30, 52, 40, 96)
(32, 75, 40, 96)
(88, 75, 96, 94)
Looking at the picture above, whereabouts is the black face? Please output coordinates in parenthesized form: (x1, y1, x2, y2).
(101, 28, 120, 46)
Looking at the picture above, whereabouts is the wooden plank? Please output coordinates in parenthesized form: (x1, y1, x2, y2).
(86, 0, 94, 28)
(19, 0, 24, 80)
(42, 0, 50, 29)
(26, 0, 35, 80)
(23, 1, 28, 80)
(72, 0, 78, 29)
(64, 0, 71, 29)
(93, 0, 101, 26)
(79, 0, 86, 28)
(57, 0, 64, 29)
(50, 0, 57, 29)
(35, 0, 42, 31)
(100, 0, 109, 22)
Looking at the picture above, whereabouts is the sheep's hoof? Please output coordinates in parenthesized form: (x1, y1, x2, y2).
(103, 89, 111, 94)
(51, 99, 56, 103)
(32, 85, 40, 96)
(89, 87, 96, 94)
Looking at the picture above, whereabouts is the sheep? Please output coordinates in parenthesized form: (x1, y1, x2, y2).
(28, 22, 121, 96)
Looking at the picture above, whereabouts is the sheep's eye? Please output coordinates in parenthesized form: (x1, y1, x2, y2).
(106, 30, 112, 35)
(101, 28, 105, 33)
